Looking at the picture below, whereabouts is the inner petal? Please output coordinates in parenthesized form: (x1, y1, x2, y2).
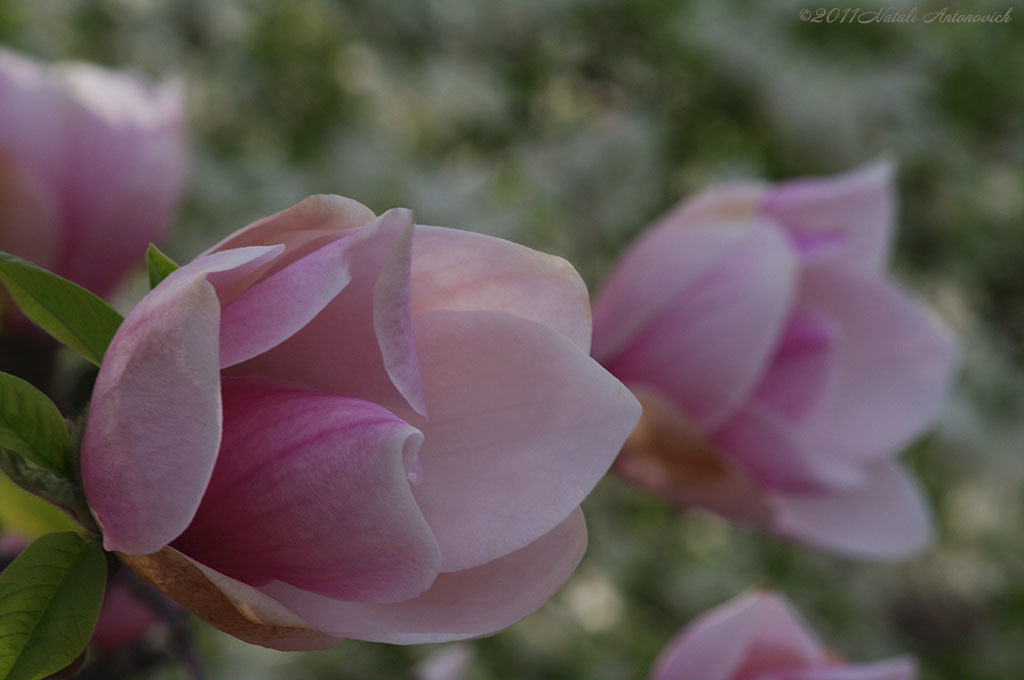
(171, 377, 440, 604)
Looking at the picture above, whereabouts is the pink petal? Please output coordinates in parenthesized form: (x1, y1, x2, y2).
(218, 233, 354, 367)
(233, 208, 425, 415)
(592, 182, 766, 362)
(410, 225, 592, 351)
(761, 160, 894, 269)
(773, 462, 932, 559)
(407, 309, 640, 571)
(592, 219, 749, 364)
(713, 404, 865, 493)
(602, 221, 798, 430)
(204, 193, 375, 257)
(752, 309, 839, 421)
(172, 378, 439, 604)
(82, 246, 282, 555)
(779, 658, 917, 680)
(651, 590, 824, 680)
(732, 592, 827, 675)
(261, 508, 588, 644)
(794, 266, 958, 465)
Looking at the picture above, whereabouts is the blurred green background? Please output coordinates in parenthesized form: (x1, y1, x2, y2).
(2, 0, 1023, 678)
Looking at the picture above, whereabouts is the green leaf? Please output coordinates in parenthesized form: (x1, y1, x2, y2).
(0, 532, 107, 680)
(0, 253, 123, 366)
(0, 452, 96, 535)
(0, 373, 70, 476)
(0, 475, 76, 538)
(145, 243, 180, 289)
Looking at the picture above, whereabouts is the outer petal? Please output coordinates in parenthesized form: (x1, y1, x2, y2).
(410, 225, 592, 351)
(650, 590, 824, 680)
(779, 658, 917, 680)
(82, 246, 282, 555)
(118, 547, 339, 652)
(794, 266, 958, 464)
(171, 378, 440, 604)
(261, 508, 588, 644)
(234, 208, 425, 415)
(773, 462, 932, 560)
(602, 221, 798, 429)
(408, 310, 639, 571)
(761, 160, 894, 269)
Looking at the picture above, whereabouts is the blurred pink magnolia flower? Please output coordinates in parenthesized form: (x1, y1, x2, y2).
(81, 195, 640, 649)
(0, 48, 185, 301)
(592, 162, 957, 559)
(650, 590, 915, 680)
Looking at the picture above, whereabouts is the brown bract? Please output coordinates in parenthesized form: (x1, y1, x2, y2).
(613, 387, 773, 524)
(117, 548, 337, 651)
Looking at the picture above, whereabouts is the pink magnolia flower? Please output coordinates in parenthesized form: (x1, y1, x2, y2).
(650, 590, 915, 680)
(81, 195, 641, 649)
(592, 162, 957, 559)
(0, 48, 185, 300)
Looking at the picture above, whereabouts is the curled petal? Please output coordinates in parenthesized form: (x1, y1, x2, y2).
(82, 247, 282, 555)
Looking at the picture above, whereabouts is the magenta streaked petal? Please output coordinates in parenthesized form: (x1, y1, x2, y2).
(172, 377, 439, 604)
